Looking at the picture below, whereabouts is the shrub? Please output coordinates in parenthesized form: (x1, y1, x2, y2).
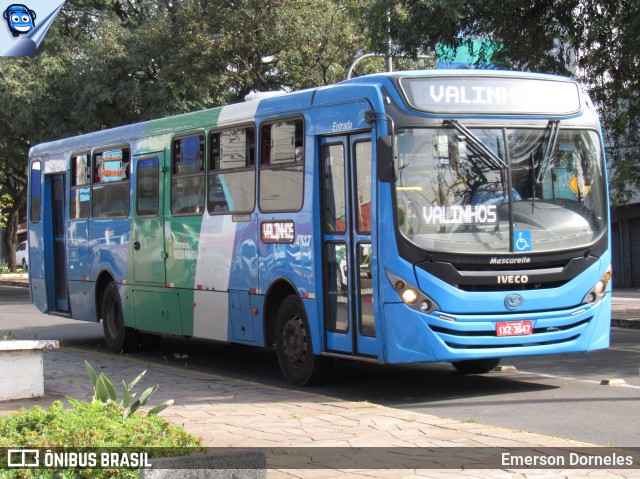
(80, 361, 174, 418)
(0, 364, 203, 479)
(0, 259, 12, 274)
(0, 401, 202, 478)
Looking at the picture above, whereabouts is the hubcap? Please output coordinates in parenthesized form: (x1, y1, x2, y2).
(282, 314, 306, 367)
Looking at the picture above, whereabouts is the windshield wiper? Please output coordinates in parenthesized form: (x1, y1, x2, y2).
(444, 120, 508, 170)
(536, 120, 560, 184)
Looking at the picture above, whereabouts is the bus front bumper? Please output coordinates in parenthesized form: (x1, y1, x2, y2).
(382, 294, 611, 364)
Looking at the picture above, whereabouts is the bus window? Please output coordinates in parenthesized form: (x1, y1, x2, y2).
(209, 127, 255, 214)
(325, 242, 349, 332)
(137, 157, 159, 217)
(259, 119, 304, 212)
(70, 153, 90, 219)
(322, 143, 346, 233)
(92, 148, 130, 218)
(354, 140, 372, 233)
(171, 134, 205, 215)
(29, 161, 41, 223)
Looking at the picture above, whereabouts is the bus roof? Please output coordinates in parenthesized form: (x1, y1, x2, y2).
(29, 88, 315, 158)
(29, 69, 580, 158)
(347, 69, 577, 82)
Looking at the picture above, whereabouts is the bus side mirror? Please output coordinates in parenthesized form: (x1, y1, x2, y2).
(377, 135, 395, 182)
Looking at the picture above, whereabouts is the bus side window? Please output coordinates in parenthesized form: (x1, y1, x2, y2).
(171, 134, 205, 216)
(137, 157, 159, 217)
(92, 148, 130, 218)
(70, 153, 91, 220)
(259, 119, 304, 212)
(208, 127, 255, 214)
(354, 140, 372, 233)
(29, 161, 41, 223)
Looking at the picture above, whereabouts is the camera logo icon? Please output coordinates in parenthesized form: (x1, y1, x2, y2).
(7, 449, 39, 467)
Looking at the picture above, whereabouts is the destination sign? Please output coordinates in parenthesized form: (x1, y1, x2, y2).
(423, 204, 497, 225)
(400, 76, 581, 115)
(101, 149, 126, 183)
(261, 220, 295, 244)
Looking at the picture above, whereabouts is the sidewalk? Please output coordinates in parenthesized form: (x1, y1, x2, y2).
(0, 273, 30, 288)
(610, 288, 640, 327)
(1, 347, 638, 478)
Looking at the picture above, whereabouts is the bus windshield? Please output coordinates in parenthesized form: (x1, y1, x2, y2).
(395, 126, 607, 254)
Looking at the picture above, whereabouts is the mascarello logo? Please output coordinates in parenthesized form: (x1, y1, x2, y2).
(1, 0, 66, 56)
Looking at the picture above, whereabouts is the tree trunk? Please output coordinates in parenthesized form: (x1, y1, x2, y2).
(2, 211, 19, 272)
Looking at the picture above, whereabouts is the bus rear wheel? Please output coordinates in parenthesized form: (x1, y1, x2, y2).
(451, 358, 501, 374)
(275, 295, 331, 386)
(102, 282, 138, 353)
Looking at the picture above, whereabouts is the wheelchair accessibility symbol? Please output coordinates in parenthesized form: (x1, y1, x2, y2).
(514, 230, 532, 252)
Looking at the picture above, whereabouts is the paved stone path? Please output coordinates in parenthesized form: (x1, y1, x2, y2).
(1, 348, 638, 478)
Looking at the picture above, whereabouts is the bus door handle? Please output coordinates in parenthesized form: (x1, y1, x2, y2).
(134, 241, 141, 251)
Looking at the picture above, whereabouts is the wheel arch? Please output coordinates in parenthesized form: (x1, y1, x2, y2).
(263, 278, 299, 347)
(94, 270, 117, 322)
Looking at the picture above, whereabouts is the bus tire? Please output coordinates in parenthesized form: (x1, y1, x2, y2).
(451, 358, 501, 374)
(102, 282, 138, 353)
(275, 295, 331, 386)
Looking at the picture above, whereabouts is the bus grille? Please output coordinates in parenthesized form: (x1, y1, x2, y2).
(457, 281, 567, 292)
(429, 317, 592, 350)
(417, 256, 597, 292)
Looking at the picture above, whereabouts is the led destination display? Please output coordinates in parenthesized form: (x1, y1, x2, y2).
(400, 76, 582, 115)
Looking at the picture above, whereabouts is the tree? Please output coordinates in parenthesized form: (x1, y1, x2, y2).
(354, 0, 466, 56)
(463, 0, 640, 206)
(0, 121, 27, 271)
(570, 1, 640, 206)
(0, 0, 369, 270)
(361, 0, 640, 205)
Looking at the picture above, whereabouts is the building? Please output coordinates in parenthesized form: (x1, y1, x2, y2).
(611, 196, 640, 288)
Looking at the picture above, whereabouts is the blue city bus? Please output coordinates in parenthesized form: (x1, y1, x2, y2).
(27, 70, 611, 385)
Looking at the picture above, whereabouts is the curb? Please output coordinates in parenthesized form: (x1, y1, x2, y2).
(0, 281, 28, 288)
(611, 318, 640, 329)
(139, 451, 266, 479)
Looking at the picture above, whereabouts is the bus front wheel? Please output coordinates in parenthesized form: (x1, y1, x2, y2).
(275, 295, 331, 386)
(102, 282, 138, 353)
(451, 358, 501, 374)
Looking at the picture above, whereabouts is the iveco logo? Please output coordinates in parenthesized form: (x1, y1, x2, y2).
(505, 294, 524, 310)
(497, 275, 529, 284)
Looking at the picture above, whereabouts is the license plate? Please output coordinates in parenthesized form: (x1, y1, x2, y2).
(496, 320, 533, 337)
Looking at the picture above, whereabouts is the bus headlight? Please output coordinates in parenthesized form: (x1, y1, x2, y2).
(386, 271, 439, 314)
(401, 288, 418, 304)
(582, 265, 612, 305)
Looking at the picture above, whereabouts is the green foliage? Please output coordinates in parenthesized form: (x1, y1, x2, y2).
(78, 361, 174, 419)
(0, 194, 13, 229)
(572, 1, 640, 205)
(0, 362, 199, 478)
(367, 0, 640, 203)
(0, 0, 374, 258)
(0, 260, 12, 274)
(3, 0, 639, 207)
(0, 401, 202, 478)
(354, 0, 466, 59)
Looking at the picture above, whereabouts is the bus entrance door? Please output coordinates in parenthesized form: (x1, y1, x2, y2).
(321, 134, 377, 359)
(132, 153, 166, 285)
(50, 173, 69, 312)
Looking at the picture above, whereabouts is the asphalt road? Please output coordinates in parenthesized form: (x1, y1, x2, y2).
(1, 285, 638, 447)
